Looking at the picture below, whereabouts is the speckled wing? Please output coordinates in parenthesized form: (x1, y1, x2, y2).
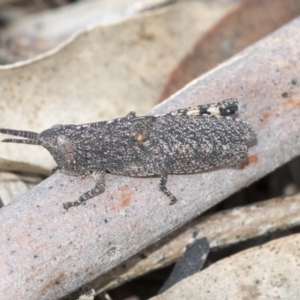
(126, 113, 256, 176)
(156, 114, 254, 173)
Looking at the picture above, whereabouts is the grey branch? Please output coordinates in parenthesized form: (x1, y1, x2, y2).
(91, 193, 300, 294)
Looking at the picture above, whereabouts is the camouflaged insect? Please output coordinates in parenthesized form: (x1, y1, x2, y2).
(0, 99, 256, 210)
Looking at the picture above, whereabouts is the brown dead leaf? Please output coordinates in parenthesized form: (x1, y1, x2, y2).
(159, 0, 300, 102)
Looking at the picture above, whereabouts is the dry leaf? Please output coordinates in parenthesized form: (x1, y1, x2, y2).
(0, 0, 173, 63)
(150, 234, 300, 299)
(0, 171, 41, 205)
(159, 0, 300, 102)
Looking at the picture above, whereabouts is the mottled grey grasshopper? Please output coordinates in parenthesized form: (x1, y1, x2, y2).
(0, 99, 256, 210)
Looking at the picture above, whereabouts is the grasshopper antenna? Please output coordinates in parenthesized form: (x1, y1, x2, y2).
(0, 128, 41, 145)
